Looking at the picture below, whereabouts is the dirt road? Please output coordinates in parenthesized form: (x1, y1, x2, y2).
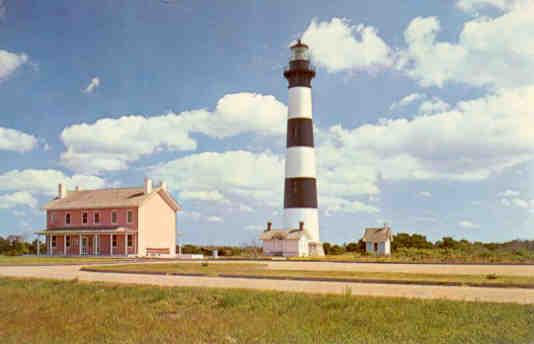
(1, 264, 534, 304)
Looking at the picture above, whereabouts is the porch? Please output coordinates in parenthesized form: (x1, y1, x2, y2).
(35, 228, 137, 257)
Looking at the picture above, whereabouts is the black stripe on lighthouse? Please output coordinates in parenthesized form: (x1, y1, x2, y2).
(284, 178, 318, 208)
(287, 118, 314, 147)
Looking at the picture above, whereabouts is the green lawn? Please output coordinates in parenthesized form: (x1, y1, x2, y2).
(0, 277, 533, 344)
(0, 255, 130, 266)
(87, 262, 534, 288)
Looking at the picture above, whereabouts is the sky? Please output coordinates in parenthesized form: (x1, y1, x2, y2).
(1, 0, 533, 245)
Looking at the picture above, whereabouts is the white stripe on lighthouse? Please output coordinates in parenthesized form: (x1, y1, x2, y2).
(284, 208, 320, 242)
(288, 87, 312, 119)
(285, 147, 316, 178)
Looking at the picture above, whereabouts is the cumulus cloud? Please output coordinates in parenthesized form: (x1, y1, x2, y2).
(418, 191, 432, 198)
(0, 169, 106, 197)
(60, 93, 286, 173)
(0, 49, 28, 82)
(150, 150, 284, 208)
(82, 77, 100, 93)
(0, 126, 37, 152)
(459, 220, 480, 229)
(179, 190, 226, 202)
(398, 8, 534, 88)
(301, 17, 392, 73)
(206, 216, 223, 223)
(319, 85, 534, 182)
(0, 191, 38, 209)
(456, 0, 530, 12)
(389, 93, 426, 111)
(418, 97, 450, 115)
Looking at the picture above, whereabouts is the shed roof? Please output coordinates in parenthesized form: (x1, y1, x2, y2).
(43, 187, 181, 212)
(260, 229, 308, 241)
(362, 226, 393, 242)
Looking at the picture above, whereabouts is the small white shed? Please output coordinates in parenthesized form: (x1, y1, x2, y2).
(362, 225, 393, 256)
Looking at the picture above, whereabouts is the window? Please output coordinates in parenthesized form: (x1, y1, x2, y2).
(48, 213, 55, 224)
(66, 236, 71, 247)
(82, 212, 88, 224)
(111, 211, 118, 224)
(94, 212, 100, 224)
(65, 213, 71, 225)
(127, 235, 133, 248)
(374, 243, 378, 252)
(127, 210, 133, 224)
(52, 236, 56, 248)
(112, 235, 117, 248)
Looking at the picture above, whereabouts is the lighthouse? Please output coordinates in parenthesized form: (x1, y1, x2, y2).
(283, 40, 323, 256)
(260, 40, 324, 257)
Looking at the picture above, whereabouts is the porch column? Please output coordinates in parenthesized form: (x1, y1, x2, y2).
(64, 234, 67, 256)
(36, 235, 40, 256)
(94, 235, 98, 256)
(48, 235, 52, 256)
(79, 234, 82, 255)
(110, 234, 113, 256)
(124, 234, 128, 256)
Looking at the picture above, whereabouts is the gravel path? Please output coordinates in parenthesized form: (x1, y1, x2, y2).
(1, 264, 534, 304)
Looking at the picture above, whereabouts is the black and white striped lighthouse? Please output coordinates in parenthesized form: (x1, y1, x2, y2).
(282, 40, 323, 255)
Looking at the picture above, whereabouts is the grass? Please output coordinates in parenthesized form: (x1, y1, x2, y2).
(288, 251, 534, 264)
(0, 277, 533, 344)
(0, 255, 130, 266)
(86, 262, 534, 288)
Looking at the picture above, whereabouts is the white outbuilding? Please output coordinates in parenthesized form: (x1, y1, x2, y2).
(362, 225, 393, 256)
(260, 221, 322, 257)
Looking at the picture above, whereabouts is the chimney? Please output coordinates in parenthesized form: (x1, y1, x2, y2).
(266, 221, 272, 231)
(144, 178, 153, 194)
(159, 181, 167, 191)
(299, 221, 304, 231)
(58, 183, 67, 199)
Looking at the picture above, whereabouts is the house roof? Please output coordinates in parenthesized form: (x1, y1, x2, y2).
(36, 226, 137, 235)
(260, 229, 308, 241)
(43, 187, 181, 212)
(362, 226, 393, 242)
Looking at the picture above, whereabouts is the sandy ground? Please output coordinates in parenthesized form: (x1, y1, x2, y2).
(1, 264, 534, 304)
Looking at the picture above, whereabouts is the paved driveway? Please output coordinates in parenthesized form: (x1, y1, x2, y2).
(1, 264, 534, 304)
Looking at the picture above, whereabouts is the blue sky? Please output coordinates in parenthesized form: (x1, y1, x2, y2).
(1, 0, 533, 244)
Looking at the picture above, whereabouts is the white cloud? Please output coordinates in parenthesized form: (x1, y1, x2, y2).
(418, 191, 432, 198)
(459, 220, 480, 229)
(0, 192, 37, 209)
(456, 0, 530, 12)
(302, 17, 392, 73)
(0, 169, 106, 197)
(0, 49, 28, 82)
(499, 189, 520, 197)
(0, 126, 37, 152)
(319, 85, 534, 182)
(82, 77, 100, 93)
(418, 97, 450, 115)
(61, 92, 286, 173)
(179, 190, 226, 202)
(151, 150, 284, 208)
(244, 224, 264, 232)
(398, 8, 534, 88)
(389, 93, 426, 111)
(206, 216, 223, 223)
(320, 196, 380, 214)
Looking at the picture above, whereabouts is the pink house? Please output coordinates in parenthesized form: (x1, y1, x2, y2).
(38, 178, 181, 257)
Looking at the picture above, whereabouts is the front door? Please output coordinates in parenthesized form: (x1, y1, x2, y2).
(81, 237, 88, 256)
